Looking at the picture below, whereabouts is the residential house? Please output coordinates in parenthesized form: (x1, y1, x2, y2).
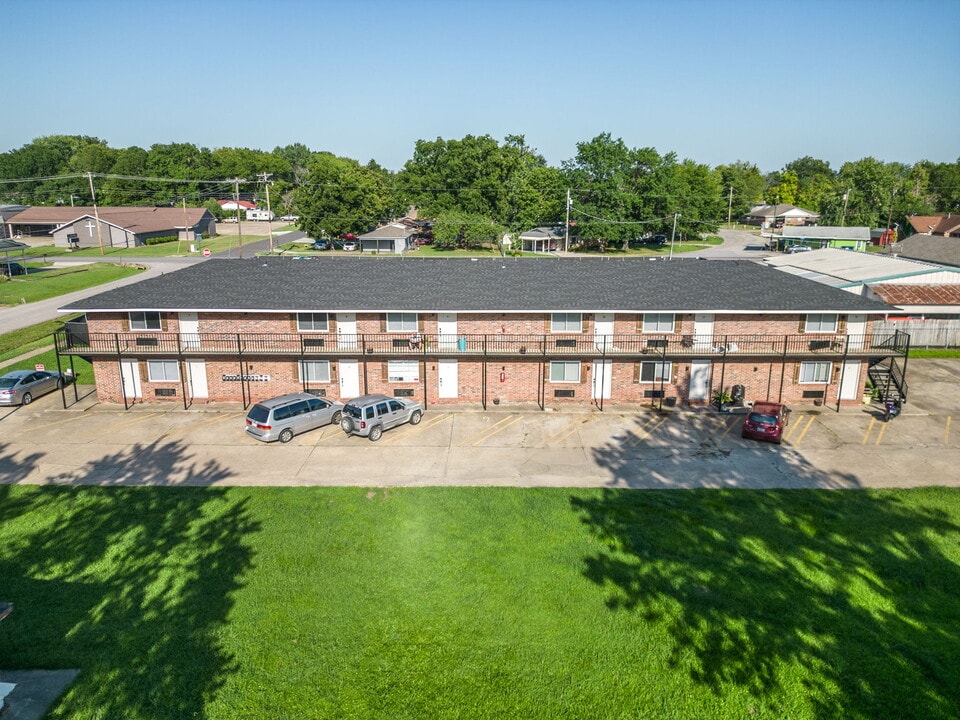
(743, 203, 819, 228)
(772, 226, 871, 252)
(906, 214, 960, 238)
(519, 226, 564, 253)
(359, 222, 417, 254)
(4, 206, 217, 248)
(56, 257, 905, 410)
(886, 234, 960, 268)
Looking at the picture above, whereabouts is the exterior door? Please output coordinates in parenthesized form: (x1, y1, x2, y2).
(337, 312, 357, 350)
(438, 359, 458, 398)
(119, 360, 142, 399)
(338, 359, 360, 399)
(591, 359, 612, 400)
(689, 360, 712, 400)
(846, 313, 866, 351)
(839, 360, 861, 400)
(179, 312, 200, 349)
(693, 313, 714, 349)
(594, 312, 615, 351)
(438, 312, 457, 350)
(186, 360, 208, 399)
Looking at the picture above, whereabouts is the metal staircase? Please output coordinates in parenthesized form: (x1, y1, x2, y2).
(868, 330, 910, 402)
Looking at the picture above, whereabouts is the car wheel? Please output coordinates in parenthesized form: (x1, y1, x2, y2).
(340, 416, 355, 434)
(21, 392, 32, 406)
(409, 410, 422, 425)
(278, 428, 294, 443)
(331, 410, 342, 425)
(56, 378, 64, 389)
(368, 425, 383, 442)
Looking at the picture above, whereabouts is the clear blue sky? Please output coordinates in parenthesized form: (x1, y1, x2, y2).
(5, 0, 958, 174)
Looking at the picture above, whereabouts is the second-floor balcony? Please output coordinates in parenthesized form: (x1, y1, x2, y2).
(55, 327, 910, 361)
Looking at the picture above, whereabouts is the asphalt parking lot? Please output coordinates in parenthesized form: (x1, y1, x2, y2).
(1, 359, 957, 489)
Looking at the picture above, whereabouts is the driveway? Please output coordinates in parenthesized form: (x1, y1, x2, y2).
(1, 359, 956, 490)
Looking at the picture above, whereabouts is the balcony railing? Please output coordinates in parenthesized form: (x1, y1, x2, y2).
(55, 329, 908, 360)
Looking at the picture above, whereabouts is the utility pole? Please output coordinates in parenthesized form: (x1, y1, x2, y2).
(668, 212, 680, 260)
(87, 172, 105, 256)
(727, 185, 734, 225)
(564, 189, 571, 252)
(840, 188, 851, 226)
(227, 177, 245, 258)
(258, 172, 274, 252)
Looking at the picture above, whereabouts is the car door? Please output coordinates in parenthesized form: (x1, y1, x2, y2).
(305, 397, 331, 432)
(387, 399, 406, 427)
(375, 401, 393, 429)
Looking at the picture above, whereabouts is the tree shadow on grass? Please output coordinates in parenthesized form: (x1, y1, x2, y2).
(0, 440, 260, 719)
(570, 488, 960, 719)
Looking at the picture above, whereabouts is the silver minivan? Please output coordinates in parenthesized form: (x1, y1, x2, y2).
(340, 394, 423, 441)
(245, 392, 344, 443)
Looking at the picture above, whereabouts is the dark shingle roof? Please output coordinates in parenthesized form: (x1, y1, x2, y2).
(60, 257, 893, 314)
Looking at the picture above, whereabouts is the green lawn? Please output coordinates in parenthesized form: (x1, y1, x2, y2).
(0, 263, 143, 306)
(1, 486, 957, 719)
(16, 235, 264, 259)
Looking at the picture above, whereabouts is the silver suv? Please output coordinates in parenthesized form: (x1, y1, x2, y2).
(340, 394, 423, 441)
(245, 392, 343, 443)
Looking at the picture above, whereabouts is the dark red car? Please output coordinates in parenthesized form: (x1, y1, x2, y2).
(741, 401, 790, 444)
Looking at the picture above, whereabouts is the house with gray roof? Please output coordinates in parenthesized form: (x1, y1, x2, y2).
(773, 226, 871, 252)
(56, 257, 907, 411)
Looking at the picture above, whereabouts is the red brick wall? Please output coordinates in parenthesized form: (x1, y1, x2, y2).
(81, 311, 873, 408)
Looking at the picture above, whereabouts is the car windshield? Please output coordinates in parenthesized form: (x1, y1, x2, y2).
(0, 377, 20, 389)
(246, 404, 271, 423)
(748, 412, 777, 425)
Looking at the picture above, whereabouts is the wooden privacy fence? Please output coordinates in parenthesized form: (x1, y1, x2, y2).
(874, 319, 960, 348)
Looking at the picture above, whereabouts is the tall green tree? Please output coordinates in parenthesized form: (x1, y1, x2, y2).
(294, 153, 394, 237)
(784, 156, 836, 212)
(716, 161, 765, 221)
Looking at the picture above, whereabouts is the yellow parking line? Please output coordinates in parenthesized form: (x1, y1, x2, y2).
(791, 416, 815, 447)
(631, 416, 668, 445)
(460, 414, 517, 445)
(862, 417, 877, 445)
(874, 420, 889, 446)
(543, 417, 593, 446)
(621, 415, 660, 445)
(714, 416, 738, 442)
(382, 413, 451, 444)
(946, 416, 952, 445)
(471, 415, 525, 446)
(103, 412, 163, 431)
(13, 413, 88, 433)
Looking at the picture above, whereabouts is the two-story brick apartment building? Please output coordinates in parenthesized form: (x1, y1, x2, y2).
(56, 257, 907, 410)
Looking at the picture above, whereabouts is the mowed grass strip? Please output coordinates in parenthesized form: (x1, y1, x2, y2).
(1, 486, 958, 719)
(0, 263, 143, 305)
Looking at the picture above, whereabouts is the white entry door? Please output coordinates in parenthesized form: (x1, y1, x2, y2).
(693, 313, 714, 349)
(338, 359, 360, 399)
(839, 360, 861, 400)
(179, 311, 200, 348)
(186, 360, 208, 399)
(591, 359, 612, 400)
(846, 313, 866, 351)
(438, 312, 457, 350)
(120, 360, 142, 399)
(689, 360, 712, 400)
(594, 312, 615, 351)
(438, 359, 458, 398)
(337, 312, 357, 350)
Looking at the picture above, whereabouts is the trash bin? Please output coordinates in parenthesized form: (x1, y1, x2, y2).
(457, 337, 467, 351)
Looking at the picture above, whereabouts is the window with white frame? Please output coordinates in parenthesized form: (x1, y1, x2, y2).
(638, 361, 672, 383)
(386, 313, 418, 332)
(642, 313, 674, 333)
(550, 361, 581, 383)
(146, 359, 179, 382)
(805, 314, 838, 333)
(387, 360, 419, 382)
(551, 313, 582, 333)
(799, 361, 832, 384)
(297, 313, 329, 332)
(299, 360, 331, 383)
(129, 311, 162, 331)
